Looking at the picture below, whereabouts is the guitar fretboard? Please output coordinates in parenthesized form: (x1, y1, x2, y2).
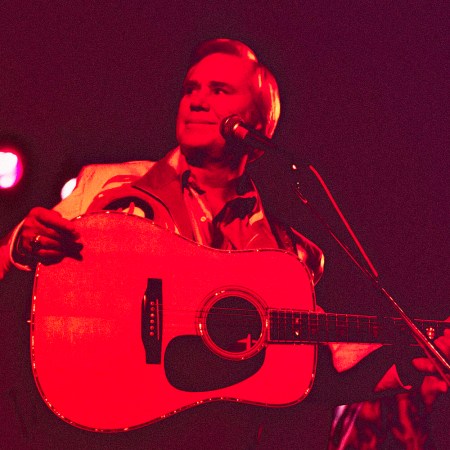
(268, 310, 448, 345)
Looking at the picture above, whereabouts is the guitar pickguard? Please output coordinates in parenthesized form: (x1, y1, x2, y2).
(165, 336, 265, 391)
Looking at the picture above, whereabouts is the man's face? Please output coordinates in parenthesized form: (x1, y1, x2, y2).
(176, 53, 259, 161)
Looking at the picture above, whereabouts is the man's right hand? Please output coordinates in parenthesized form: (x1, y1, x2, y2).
(13, 207, 83, 266)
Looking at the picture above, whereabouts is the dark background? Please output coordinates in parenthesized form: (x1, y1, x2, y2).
(0, 0, 448, 446)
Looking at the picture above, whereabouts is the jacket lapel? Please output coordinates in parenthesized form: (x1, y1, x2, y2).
(131, 149, 194, 240)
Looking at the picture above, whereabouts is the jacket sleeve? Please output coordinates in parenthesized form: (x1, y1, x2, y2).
(53, 161, 155, 218)
(0, 228, 18, 280)
(0, 160, 157, 279)
(0, 166, 94, 280)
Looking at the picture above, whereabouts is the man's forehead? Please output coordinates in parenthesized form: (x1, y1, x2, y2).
(185, 53, 255, 84)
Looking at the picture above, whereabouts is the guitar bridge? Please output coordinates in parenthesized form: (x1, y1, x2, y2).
(141, 278, 163, 364)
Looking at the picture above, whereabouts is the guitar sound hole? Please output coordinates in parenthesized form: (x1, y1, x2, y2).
(205, 296, 263, 356)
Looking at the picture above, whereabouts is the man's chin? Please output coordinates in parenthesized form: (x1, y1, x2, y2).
(180, 143, 230, 166)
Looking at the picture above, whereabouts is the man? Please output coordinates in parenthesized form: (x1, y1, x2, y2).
(0, 39, 448, 449)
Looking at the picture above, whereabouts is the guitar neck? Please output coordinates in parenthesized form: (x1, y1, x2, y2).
(268, 310, 449, 345)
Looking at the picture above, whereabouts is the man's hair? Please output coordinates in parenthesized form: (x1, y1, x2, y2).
(188, 38, 281, 139)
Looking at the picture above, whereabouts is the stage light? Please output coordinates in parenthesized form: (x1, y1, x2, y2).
(0, 146, 24, 189)
(60, 177, 77, 199)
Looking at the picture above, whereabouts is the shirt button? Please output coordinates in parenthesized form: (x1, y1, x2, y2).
(200, 216, 207, 222)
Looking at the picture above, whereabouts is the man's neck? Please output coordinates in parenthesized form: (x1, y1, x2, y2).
(184, 147, 247, 186)
(186, 153, 248, 215)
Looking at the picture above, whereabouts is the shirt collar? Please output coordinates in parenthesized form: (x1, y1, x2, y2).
(138, 146, 264, 224)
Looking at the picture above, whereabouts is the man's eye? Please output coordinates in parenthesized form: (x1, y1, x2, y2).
(213, 88, 227, 95)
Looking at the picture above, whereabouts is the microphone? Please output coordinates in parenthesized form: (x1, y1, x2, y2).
(220, 115, 277, 152)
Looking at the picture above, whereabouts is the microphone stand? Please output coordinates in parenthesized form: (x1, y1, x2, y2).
(290, 166, 450, 385)
(221, 115, 449, 382)
(288, 162, 450, 385)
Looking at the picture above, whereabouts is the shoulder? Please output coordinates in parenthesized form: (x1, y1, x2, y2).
(77, 160, 155, 186)
(74, 160, 157, 194)
(289, 226, 325, 284)
(53, 160, 156, 219)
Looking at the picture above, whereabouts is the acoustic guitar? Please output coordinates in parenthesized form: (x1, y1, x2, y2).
(31, 212, 448, 432)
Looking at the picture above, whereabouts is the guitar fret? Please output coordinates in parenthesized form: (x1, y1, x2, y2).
(327, 314, 337, 342)
(369, 317, 378, 341)
(358, 317, 369, 342)
(300, 312, 309, 342)
(276, 310, 282, 341)
(336, 315, 347, 342)
(286, 310, 293, 342)
(309, 312, 318, 341)
(281, 310, 287, 342)
(293, 312, 301, 339)
(273, 310, 278, 340)
(348, 315, 359, 342)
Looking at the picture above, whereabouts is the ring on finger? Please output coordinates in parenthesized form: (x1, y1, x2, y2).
(30, 234, 42, 253)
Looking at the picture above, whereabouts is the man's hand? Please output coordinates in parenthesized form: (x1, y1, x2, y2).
(14, 207, 83, 265)
(412, 325, 450, 405)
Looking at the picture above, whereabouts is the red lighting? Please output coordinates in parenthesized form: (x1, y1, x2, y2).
(0, 147, 24, 189)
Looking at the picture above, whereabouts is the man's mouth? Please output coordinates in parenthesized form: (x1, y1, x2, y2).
(185, 118, 217, 125)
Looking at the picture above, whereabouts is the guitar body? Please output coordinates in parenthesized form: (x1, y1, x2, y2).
(31, 212, 317, 432)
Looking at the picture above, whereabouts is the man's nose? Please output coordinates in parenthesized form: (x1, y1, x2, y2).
(190, 90, 210, 111)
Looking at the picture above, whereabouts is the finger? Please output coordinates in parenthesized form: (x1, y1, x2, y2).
(23, 232, 81, 257)
(412, 357, 442, 375)
(413, 357, 450, 385)
(30, 207, 80, 238)
(31, 235, 83, 262)
(35, 250, 65, 266)
(32, 235, 83, 253)
(19, 209, 82, 257)
(421, 375, 448, 396)
(434, 329, 450, 356)
(32, 245, 83, 265)
(30, 229, 82, 247)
